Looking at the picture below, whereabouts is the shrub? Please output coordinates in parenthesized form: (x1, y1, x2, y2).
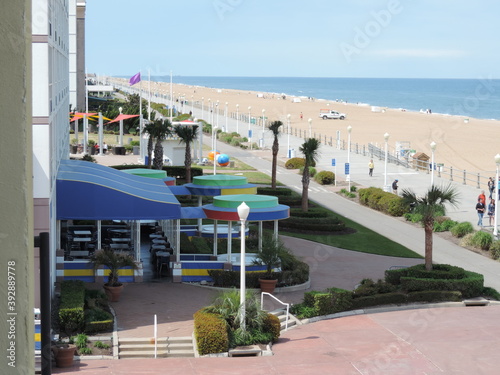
(257, 187, 292, 196)
(59, 281, 86, 336)
(459, 233, 475, 247)
(290, 303, 318, 319)
(314, 171, 335, 185)
(490, 240, 500, 260)
(285, 157, 306, 169)
(450, 222, 474, 238)
(351, 292, 407, 309)
(84, 308, 114, 334)
(72, 333, 88, 349)
(406, 290, 462, 303)
(262, 313, 281, 343)
(358, 187, 408, 216)
(193, 310, 229, 355)
(470, 231, 493, 250)
(94, 341, 110, 349)
(299, 166, 316, 177)
(400, 270, 484, 298)
(440, 219, 459, 231)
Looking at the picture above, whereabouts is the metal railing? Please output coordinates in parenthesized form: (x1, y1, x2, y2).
(261, 292, 290, 331)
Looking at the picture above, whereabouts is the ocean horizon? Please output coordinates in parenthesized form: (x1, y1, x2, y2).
(148, 76, 500, 121)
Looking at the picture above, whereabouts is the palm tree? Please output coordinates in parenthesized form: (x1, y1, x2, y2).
(151, 119, 172, 170)
(299, 138, 320, 212)
(173, 124, 199, 183)
(142, 122, 156, 168)
(268, 120, 283, 189)
(401, 184, 460, 271)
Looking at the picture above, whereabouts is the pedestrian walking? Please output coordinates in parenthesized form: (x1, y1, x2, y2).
(478, 190, 486, 206)
(392, 179, 398, 195)
(488, 199, 496, 226)
(476, 198, 486, 227)
(368, 159, 374, 176)
(488, 177, 495, 199)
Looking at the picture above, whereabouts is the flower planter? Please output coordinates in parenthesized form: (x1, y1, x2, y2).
(103, 284, 124, 302)
(52, 344, 76, 368)
(258, 278, 277, 294)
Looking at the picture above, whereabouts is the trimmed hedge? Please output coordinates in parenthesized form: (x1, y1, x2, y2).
(277, 216, 345, 232)
(59, 280, 86, 334)
(194, 310, 229, 355)
(302, 288, 353, 316)
(111, 164, 203, 179)
(84, 308, 114, 334)
(385, 264, 467, 285)
(400, 271, 484, 298)
(406, 290, 462, 303)
(358, 187, 408, 216)
(257, 187, 292, 197)
(351, 292, 407, 309)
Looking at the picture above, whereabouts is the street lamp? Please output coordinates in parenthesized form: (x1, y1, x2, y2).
(494, 154, 500, 236)
(118, 106, 123, 146)
(212, 123, 219, 175)
(236, 104, 239, 134)
(430, 141, 437, 186)
(237, 202, 250, 331)
(347, 125, 352, 191)
(384, 132, 390, 191)
(286, 113, 291, 158)
(216, 100, 219, 130)
(262, 109, 266, 148)
(201, 97, 204, 120)
(225, 102, 228, 132)
(308, 118, 312, 138)
(248, 106, 252, 147)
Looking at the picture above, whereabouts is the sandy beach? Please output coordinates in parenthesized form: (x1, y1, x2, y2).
(109, 77, 500, 174)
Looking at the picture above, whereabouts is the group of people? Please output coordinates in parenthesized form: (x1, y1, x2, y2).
(476, 189, 495, 227)
(367, 159, 399, 195)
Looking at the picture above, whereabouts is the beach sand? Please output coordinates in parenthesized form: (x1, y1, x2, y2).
(110, 77, 499, 174)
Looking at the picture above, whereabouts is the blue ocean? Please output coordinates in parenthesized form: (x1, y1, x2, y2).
(152, 76, 500, 121)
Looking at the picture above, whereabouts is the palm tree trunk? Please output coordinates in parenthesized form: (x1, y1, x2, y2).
(147, 137, 153, 169)
(185, 143, 192, 183)
(301, 168, 310, 212)
(153, 140, 163, 170)
(271, 138, 279, 189)
(424, 221, 434, 271)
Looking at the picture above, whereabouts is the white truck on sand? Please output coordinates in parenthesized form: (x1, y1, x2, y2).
(319, 109, 346, 120)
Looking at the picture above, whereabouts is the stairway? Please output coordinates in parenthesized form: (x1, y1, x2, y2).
(269, 308, 301, 331)
(118, 336, 194, 358)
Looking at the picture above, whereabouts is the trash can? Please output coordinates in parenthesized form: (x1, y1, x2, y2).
(133, 146, 140, 155)
(114, 146, 125, 155)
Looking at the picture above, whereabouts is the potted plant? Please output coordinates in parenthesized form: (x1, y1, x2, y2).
(51, 341, 76, 368)
(253, 235, 286, 293)
(90, 249, 138, 302)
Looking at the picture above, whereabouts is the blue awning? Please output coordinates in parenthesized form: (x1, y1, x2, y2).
(56, 160, 181, 220)
(180, 206, 207, 219)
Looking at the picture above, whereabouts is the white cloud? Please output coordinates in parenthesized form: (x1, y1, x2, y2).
(373, 49, 468, 58)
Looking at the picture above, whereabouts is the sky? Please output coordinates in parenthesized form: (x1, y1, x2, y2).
(85, 0, 500, 79)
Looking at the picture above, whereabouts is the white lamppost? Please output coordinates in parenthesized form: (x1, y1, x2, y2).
(201, 97, 204, 120)
(286, 113, 291, 158)
(261, 109, 266, 148)
(384, 132, 390, 191)
(237, 202, 250, 331)
(308, 118, 312, 138)
(216, 100, 219, 130)
(236, 104, 239, 134)
(494, 154, 500, 236)
(118, 106, 123, 146)
(208, 98, 212, 124)
(430, 141, 437, 186)
(225, 102, 228, 132)
(213, 125, 218, 175)
(191, 95, 194, 115)
(347, 125, 352, 191)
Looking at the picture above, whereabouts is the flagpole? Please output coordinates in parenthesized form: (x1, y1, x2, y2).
(148, 69, 151, 122)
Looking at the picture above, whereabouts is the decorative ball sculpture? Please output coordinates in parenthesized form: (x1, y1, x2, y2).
(217, 153, 230, 167)
(208, 150, 220, 161)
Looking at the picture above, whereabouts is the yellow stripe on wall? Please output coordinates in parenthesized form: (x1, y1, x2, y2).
(64, 269, 95, 277)
(221, 187, 257, 195)
(35, 333, 41, 342)
(182, 269, 210, 276)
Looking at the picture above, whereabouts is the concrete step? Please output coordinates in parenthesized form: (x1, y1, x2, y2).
(118, 336, 194, 358)
(119, 349, 194, 359)
(269, 308, 301, 331)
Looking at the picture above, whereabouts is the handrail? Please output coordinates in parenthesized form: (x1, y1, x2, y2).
(260, 292, 290, 331)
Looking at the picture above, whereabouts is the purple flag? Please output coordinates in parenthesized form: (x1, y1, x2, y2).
(129, 72, 141, 86)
